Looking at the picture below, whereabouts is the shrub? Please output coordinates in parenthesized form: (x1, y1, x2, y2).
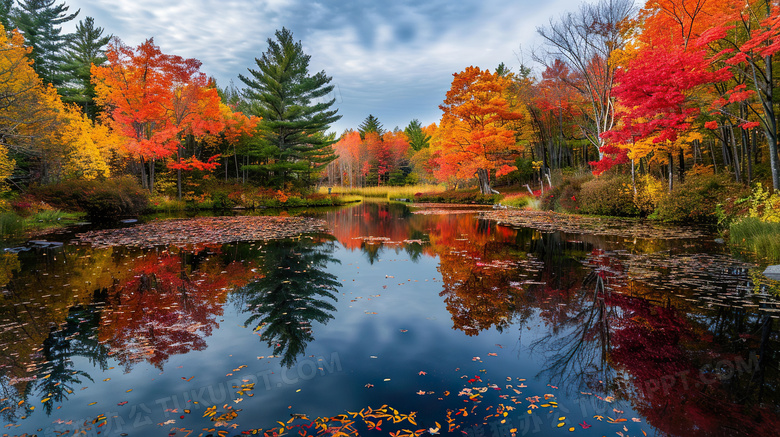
(31, 176, 149, 220)
(540, 174, 590, 212)
(633, 174, 665, 216)
(414, 189, 498, 204)
(578, 174, 639, 217)
(653, 173, 747, 223)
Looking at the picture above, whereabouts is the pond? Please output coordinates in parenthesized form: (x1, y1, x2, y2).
(1, 201, 779, 437)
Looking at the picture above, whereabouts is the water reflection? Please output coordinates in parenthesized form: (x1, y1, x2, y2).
(0, 202, 778, 437)
(326, 202, 780, 436)
(98, 245, 257, 370)
(236, 235, 341, 367)
(0, 243, 259, 424)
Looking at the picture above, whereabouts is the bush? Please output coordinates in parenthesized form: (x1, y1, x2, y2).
(414, 189, 498, 204)
(578, 174, 639, 217)
(540, 174, 590, 213)
(31, 176, 149, 220)
(653, 173, 747, 223)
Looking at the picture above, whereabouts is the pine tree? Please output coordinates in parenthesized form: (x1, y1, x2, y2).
(60, 16, 110, 118)
(0, 0, 14, 32)
(239, 27, 340, 191)
(358, 114, 383, 138)
(404, 119, 430, 151)
(13, 0, 79, 87)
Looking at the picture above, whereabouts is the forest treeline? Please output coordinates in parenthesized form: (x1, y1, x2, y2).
(1, 0, 779, 213)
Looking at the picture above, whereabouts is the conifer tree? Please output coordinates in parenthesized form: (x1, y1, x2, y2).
(13, 0, 79, 87)
(60, 16, 110, 118)
(358, 114, 383, 138)
(239, 27, 340, 191)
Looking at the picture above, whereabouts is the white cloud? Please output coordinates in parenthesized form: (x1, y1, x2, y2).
(67, 0, 589, 133)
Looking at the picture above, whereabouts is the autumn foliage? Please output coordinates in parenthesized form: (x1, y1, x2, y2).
(435, 66, 524, 190)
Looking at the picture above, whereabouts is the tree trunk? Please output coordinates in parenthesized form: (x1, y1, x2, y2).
(476, 168, 498, 195)
(668, 152, 674, 193)
(678, 147, 685, 183)
(140, 156, 148, 191)
(729, 124, 741, 183)
(149, 158, 156, 194)
(177, 147, 182, 201)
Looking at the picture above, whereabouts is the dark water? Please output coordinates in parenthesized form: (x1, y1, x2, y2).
(1, 202, 779, 437)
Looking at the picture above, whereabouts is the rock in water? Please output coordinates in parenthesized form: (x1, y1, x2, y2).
(764, 265, 780, 281)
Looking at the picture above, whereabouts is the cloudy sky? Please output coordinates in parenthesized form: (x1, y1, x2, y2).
(65, 0, 588, 134)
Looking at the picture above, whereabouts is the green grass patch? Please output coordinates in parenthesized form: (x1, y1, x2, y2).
(730, 217, 780, 262)
(499, 193, 536, 208)
(0, 210, 84, 239)
(0, 212, 25, 238)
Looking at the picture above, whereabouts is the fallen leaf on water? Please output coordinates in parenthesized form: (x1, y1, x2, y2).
(418, 371, 426, 376)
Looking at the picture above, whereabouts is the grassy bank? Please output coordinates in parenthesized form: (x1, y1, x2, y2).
(147, 192, 359, 213)
(0, 210, 85, 240)
(730, 218, 780, 262)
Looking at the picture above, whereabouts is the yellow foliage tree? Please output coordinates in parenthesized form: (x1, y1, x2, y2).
(1, 24, 118, 182)
(55, 105, 119, 180)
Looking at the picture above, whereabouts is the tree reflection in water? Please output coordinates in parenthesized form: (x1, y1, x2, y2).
(237, 235, 341, 367)
(99, 245, 255, 371)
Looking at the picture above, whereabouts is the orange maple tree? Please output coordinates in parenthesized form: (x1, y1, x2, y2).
(92, 38, 232, 194)
(435, 66, 524, 194)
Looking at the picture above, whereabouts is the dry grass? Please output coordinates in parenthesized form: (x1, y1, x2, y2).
(319, 184, 446, 200)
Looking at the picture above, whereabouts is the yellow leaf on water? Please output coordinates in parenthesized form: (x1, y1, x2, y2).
(557, 422, 565, 428)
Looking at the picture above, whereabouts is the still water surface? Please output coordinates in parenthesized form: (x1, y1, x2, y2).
(1, 202, 779, 436)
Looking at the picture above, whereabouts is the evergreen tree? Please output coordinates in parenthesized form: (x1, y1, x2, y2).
(404, 119, 431, 151)
(495, 62, 512, 77)
(13, 0, 79, 87)
(60, 16, 110, 118)
(239, 27, 340, 191)
(358, 114, 383, 138)
(0, 0, 14, 32)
